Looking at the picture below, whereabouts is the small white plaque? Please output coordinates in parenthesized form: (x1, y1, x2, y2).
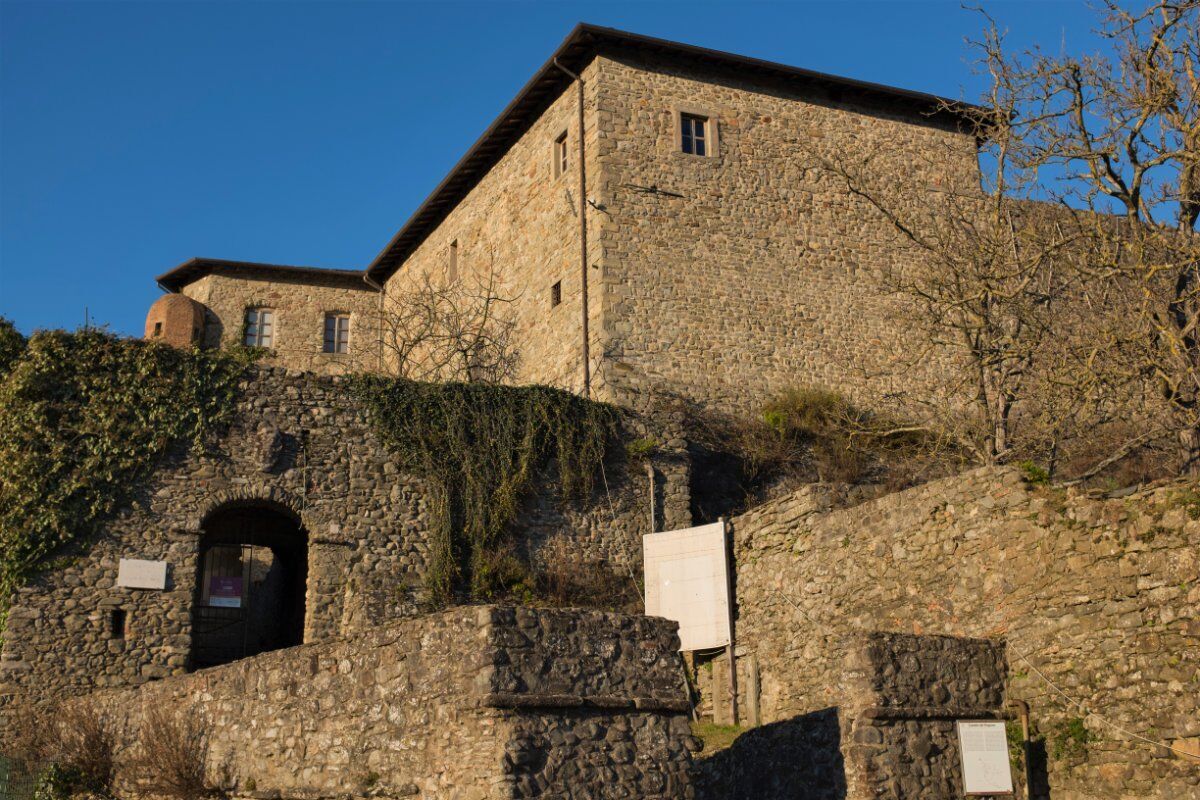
(643, 522, 731, 652)
(957, 720, 1014, 795)
(117, 558, 168, 590)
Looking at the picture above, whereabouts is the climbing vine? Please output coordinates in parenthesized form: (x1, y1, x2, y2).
(350, 375, 622, 602)
(0, 329, 254, 636)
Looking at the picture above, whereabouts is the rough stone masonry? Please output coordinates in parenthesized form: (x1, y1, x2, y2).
(74, 606, 697, 800)
(724, 467, 1200, 800)
(0, 365, 691, 723)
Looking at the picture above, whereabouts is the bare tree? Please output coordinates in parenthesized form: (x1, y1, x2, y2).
(806, 15, 1082, 466)
(1020, 0, 1200, 472)
(374, 253, 521, 384)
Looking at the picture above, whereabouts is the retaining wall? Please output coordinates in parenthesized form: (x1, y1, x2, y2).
(726, 467, 1200, 799)
(76, 606, 697, 799)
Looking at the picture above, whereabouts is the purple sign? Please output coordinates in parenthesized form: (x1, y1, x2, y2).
(208, 576, 243, 608)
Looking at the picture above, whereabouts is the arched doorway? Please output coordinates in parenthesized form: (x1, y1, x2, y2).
(190, 502, 307, 669)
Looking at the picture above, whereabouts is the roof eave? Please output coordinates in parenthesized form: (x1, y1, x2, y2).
(156, 257, 370, 293)
(364, 22, 987, 284)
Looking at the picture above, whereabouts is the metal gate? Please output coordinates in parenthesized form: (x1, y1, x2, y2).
(0, 756, 38, 800)
(191, 543, 256, 668)
(190, 505, 307, 670)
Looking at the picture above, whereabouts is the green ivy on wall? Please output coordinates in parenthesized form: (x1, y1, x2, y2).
(0, 328, 254, 637)
(351, 375, 622, 602)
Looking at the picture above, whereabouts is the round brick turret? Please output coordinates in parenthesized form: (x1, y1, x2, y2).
(145, 293, 207, 347)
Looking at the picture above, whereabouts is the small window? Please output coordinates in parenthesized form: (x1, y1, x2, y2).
(553, 131, 569, 178)
(152, 322, 163, 338)
(324, 313, 350, 354)
(550, 281, 562, 308)
(448, 240, 459, 284)
(681, 113, 708, 156)
(110, 609, 127, 640)
(244, 308, 274, 348)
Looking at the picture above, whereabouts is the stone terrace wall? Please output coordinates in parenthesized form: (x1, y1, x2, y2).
(0, 366, 691, 721)
(75, 606, 696, 799)
(696, 632, 1010, 800)
(728, 467, 1200, 800)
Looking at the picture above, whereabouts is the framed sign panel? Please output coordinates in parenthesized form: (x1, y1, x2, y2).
(116, 558, 167, 590)
(957, 720, 1015, 795)
(643, 522, 731, 651)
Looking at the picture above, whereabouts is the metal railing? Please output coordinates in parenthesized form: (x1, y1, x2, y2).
(0, 756, 39, 800)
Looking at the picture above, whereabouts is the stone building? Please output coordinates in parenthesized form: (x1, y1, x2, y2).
(11, 23, 1194, 800)
(147, 24, 980, 413)
(153, 258, 380, 376)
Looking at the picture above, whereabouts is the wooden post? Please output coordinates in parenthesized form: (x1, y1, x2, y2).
(747, 653, 761, 727)
(721, 517, 738, 726)
(646, 462, 657, 534)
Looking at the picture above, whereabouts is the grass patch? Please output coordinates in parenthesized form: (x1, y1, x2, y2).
(691, 721, 745, 754)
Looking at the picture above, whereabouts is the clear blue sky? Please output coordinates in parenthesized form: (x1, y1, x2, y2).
(1, 0, 1102, 336)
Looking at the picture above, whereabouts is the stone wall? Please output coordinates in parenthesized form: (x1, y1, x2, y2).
(0, 366, 690, 721)
(72, 606, 696, 799)
(726, 467, 1200, 799)
(381, 59, 605, 395)
(591, 47, 980, 416)
(696, 632, 1011, 800)
(181, 270, 380, 375)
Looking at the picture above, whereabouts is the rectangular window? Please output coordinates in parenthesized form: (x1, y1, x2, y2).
(323, 313, 350, 354)
(244, 308, 274, 348)
(448, 240, 459, 284)
(553, 131, 569, 177)
(110, 609, 127, 640)
(550, 281, 562, 308)
(153, 322, 163, 338)
(681, 113, 707, 156)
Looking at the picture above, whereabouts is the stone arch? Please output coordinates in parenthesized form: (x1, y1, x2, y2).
(190, 487, 310, 670)
(187, 483, 314, 534)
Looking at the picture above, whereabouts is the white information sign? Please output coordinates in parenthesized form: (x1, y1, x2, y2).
(117, 558, 168, 591)
(643, 522, 731, 652)
(957, 720, 1015, 795)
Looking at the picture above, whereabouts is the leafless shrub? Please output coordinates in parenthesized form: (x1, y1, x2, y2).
(373, 254, 521, 383)
(4, 701, 116, 795)
(674, 386, 964, 517)
(131, 705, 217, 800)
(529, 538, 642, 613)
(475, 538, 641, 612)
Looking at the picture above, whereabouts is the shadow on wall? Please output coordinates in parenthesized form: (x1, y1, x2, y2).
(1027, 737, 1052, 800)
(694, 708, 847, 800)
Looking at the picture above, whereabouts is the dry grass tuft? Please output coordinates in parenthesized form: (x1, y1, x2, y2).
(130, 705, 218, 800)
(4, 701, 116, 795)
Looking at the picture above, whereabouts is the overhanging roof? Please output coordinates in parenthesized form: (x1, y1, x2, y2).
(157, 258, 372, 293)
(365, 22, 983, 284)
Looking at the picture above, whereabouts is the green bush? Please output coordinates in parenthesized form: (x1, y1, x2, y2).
(0, 317, 26, 378)
(1018, 460, 1051, 485)
(0, 330, 253, 635)
(1050, 717, 1093, 760)
(625, 436, 659, 462)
